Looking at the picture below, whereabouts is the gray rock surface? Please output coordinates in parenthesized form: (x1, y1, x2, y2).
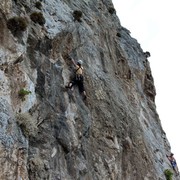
(0, 0, 179, 179)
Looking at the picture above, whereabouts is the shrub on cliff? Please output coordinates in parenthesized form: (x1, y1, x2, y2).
(108, 7, 116, 14)
(18, 88, 31, 101)
(7, 16, 28, 36)
(30, 12, 45, 25)
(35, 1, 42, 10)
(164, 169, 173, 180)
(73, 10, 83, 22)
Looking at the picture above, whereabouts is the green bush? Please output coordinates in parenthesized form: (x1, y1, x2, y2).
(30, 12, 45, 25)
(18, 88, 31, 101)
(73, 10, 83, 22)
(7, 16, 28, 36)
(164, 169, 173, 180)
(35, 1, 42, 10)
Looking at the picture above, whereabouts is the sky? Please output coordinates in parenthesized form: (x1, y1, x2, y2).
(112, 0, 180, 165)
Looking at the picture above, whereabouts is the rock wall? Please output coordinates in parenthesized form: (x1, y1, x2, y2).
(0, 0, 179, 179)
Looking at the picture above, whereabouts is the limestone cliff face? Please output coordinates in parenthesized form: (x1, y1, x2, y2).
(0, 0, 178, 180)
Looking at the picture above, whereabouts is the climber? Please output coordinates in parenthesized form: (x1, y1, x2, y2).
(65, 57, 87, 100)
(166, 153, 179, 176)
